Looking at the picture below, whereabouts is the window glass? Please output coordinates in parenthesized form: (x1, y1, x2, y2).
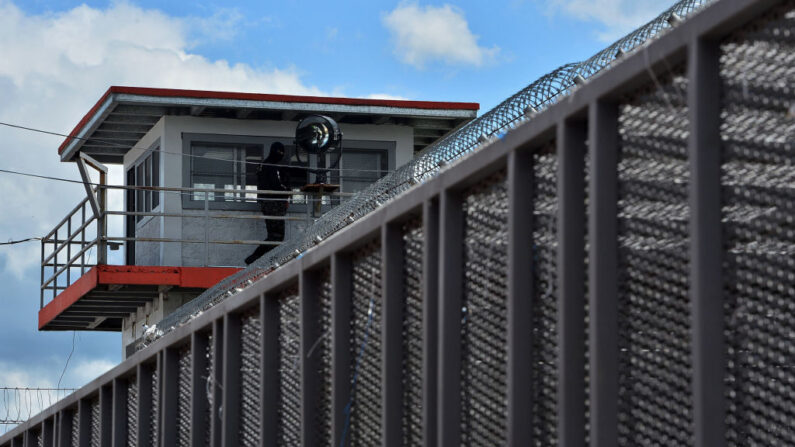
(136, 163, 144, 222)
(341, 150, 387, 194)
(144, 155, 152, 212)
(193, 183, 215, 202)
(191, 144, 236, 197)
(152, 151, 160, 209)
(128, 146, 161, 224)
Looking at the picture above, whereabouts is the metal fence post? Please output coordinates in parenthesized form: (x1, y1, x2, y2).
(260, 292, 279, 447)
(381, 223, 404, 447)
(210, 320, 224, 447)
(222, 314, 242, 447)
(688, 36, 726, 447)
(99, 385, 112, 447)
(300, 272, 321, 447)
(136, 363, 153, 447)
(507, 149, 534, 447)
(112, 378, 128, 447)
(331, 253, 352, 447)
(588, 100, 619, 447)
(190, 331, 210, 447)
(422, 199, 439, 446)
(557, 118, 587, 447)
(161, 348, 179, 447)
(438, 189, 463, 447)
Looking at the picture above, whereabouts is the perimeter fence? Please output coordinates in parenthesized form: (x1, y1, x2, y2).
(2, 0, 793, 446)
(152, 0, 721, 337)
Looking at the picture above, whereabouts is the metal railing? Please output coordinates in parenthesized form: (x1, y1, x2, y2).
(7, 0, 793, 446)
(40, 182, 352, 308)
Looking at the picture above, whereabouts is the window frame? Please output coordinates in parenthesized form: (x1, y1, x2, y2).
(126, 140, 161, 226)
(181, 133, 395, 211)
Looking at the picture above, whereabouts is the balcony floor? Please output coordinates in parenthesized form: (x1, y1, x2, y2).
(39, 265, 242, 331)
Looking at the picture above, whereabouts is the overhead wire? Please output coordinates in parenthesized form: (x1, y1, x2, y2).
(0, 121, 396, 174)
(0, 237, 41, 245)
(0, 167, 353, 204)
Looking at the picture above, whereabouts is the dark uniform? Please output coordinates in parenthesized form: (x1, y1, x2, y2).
(245, 142, 290, 265)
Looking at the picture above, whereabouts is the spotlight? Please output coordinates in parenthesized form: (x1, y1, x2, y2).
(295, 115, 342, 155)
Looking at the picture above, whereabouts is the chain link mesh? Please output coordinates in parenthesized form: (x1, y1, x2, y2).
(721, 2, 795, 445)
(401, 218, 424, 446)
(151, 367, 159, 447)
(204, 334, 214, 447)
(89, 398, 99, 447)
(240, 307, 262, 447)
(460, 170, 509, 446)
(532, 145, 559, 446)
(70, 409, 79, 447)
(347, 241, 382, 447)
(316, 269, 333, 447)
(126, 379, 138, 447)
(277, 287, 301, 446)
(150, 0, 717, 340)
(616, 64, 693, 446)
(177, 347, 192, 447)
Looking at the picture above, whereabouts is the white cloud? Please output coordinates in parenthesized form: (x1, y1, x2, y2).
(546, 0, 674, 42)
(363, 93, 410, 100)
(383, 3, 499, 69)
(0, 0, 325, 278)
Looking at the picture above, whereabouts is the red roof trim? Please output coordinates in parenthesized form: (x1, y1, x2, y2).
(38, 265, 242, 329)
(58, 86, 480, 155)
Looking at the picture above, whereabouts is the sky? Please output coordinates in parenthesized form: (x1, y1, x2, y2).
(0, 0, 676, 428)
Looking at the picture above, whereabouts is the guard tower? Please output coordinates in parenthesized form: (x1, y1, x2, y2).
(38, 86, 477, 354)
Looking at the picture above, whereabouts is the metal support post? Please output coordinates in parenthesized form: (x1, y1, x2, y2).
(210, 320, 224, 447)
(438, 189, 463, 447)
(300, 272, 321, 446)
(111, 379, 128, 447)
(331, 253, 352, 447)
(688, 36, 726, 447)
(97, 173, 108, 265)
(136, 363, 153, 446)
(161, 348, 179, 446)
(190, 332, 210, 447)
(381, 223, 404, 447)
(222, 314, 241, 447)
(507, 149, 534, 446)
(421, 199, 439, 446)
(99, 385, 112, 447)
(588, 100, 619, 447)
(42, 418, 53, 447)
(557, 118, 587, 447)
(260, 293, 279, 446)
(78, 398, 91, 447)
(58, 409, 73, 447)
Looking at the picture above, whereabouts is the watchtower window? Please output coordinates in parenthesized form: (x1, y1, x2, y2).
(127, 147, 160, 223)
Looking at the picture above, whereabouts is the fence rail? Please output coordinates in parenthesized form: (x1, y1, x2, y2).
(9, 0, 794, 446)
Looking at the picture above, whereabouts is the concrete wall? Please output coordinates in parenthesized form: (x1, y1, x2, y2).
(123, 116, 413, 267)
(122, 119, 167, 266)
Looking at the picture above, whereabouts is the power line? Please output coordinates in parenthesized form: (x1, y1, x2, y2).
(0, 121, 395, 175)
(56, 332, 77, 390)
(0, 237, 41, 246)
(0, 167, 353, 204)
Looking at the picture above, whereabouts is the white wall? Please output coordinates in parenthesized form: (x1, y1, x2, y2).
(124, 116, 413, 267)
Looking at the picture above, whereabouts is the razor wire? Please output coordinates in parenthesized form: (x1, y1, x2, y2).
(0, 388, 76, 430)
(147, 0, 714, 345)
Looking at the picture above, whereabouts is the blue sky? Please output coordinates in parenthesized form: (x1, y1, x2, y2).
(0, 0, 675, 425)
